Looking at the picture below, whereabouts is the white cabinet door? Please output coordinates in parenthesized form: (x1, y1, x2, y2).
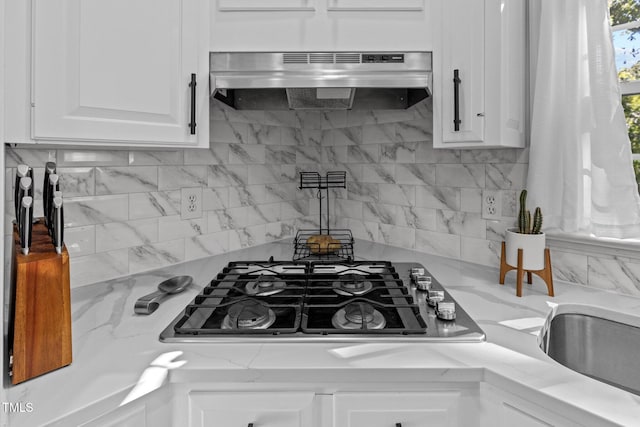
(479, 383, 585, 427)
(210, 1, 432, 53)
(333, 391, 462, 427)
(436, 0, 485, 145)
(188, 391, 324, 427)
(32, 0, 209, 148)
(433, 0, 526, 148)
(216, 0, 316, 11)
(48, 387, 174, 427)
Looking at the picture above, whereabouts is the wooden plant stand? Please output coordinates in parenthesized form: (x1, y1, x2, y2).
(499, 241, 554, 297)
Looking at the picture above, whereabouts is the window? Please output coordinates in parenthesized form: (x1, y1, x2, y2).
(610, 0, 640, 192)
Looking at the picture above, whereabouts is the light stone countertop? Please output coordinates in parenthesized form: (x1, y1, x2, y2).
(6, 239, 640, 426)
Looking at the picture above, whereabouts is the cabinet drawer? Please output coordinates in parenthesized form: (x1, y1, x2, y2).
(189, 391, 320, 427)
(333, 391, 462, 427)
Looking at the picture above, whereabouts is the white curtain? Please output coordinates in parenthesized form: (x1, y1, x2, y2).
(528, 0, 640, 238)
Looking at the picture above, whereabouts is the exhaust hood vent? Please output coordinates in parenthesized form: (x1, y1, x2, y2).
(283, 53, 308, 64)
(210, 51, 432, 111)
(282, 52, 362, 65)
(287, 88, 355, 110)
(336, 53, 361, 64)
(309, 53, 334, 64)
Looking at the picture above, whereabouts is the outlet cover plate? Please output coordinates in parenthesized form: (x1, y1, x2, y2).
(181, 187, 202, 220)
(482, 190, 502, 220)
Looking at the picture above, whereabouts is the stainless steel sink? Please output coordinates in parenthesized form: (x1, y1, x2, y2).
(539, 304, 640, 395)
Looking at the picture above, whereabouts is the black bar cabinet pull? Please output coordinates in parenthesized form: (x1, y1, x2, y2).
(189, 73, 197, 135)
(453, 69, 461, 132)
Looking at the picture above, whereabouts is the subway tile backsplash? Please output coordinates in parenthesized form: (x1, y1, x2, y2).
(5, 98, 640, 297)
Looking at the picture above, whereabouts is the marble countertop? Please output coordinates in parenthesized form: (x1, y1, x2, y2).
(7, 240, 640, 426)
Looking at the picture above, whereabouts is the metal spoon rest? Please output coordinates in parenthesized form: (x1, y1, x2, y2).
(134, 275, 193, 315)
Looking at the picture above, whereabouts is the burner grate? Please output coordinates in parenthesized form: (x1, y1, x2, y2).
(303, 270, 426, 334)
(171, 260, 427, 337)
(310, 260, 395, 274)
(174, 301, 302, 335)
(175, 295, 304, 335)
(301, 299, 426, 335)
(173, 269, 307, 335)
(225, 260, 309, 275)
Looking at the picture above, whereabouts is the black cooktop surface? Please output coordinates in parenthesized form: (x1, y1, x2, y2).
(159, 260, 486, 342)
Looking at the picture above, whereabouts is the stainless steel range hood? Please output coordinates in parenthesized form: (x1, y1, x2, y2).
(210, 52, 432, 110)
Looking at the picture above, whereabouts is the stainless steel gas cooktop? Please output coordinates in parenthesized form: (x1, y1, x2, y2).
(159, 260, 485, 343)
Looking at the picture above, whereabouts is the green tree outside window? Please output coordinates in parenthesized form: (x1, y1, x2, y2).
(611, 0, 640, 191)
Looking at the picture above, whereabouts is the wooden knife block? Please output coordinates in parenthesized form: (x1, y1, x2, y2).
(9, 219, 72, 385)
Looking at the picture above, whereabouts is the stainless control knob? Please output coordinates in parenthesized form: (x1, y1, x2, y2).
(436, 301, 456, 320)
(410, 267, 425, 282)
(415, 275, 432, 291)
(427, 290, 444, 306)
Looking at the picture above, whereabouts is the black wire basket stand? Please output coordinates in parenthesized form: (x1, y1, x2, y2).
(293, 171, 354, 261)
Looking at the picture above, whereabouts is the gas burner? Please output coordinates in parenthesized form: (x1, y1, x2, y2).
(333, 274, 374, 296)
(331, 302, 386, 330)
(222, 300, 276, 329)
(245, 275, 287, 296)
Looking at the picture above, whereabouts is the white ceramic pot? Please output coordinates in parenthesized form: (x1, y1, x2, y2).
(505, 228, 546, 270)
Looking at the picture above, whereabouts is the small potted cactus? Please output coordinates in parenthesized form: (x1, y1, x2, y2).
(505, 190, 546, 270)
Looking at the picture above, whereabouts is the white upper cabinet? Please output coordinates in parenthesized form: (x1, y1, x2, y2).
(433, 0, 526, 148)
(27, 0, 209, 147)
(210, 0, 432, 52)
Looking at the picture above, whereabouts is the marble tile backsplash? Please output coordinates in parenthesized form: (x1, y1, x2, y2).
(4, 101, 319, 287)
(320, 100, 516, 264)
(318, 100, 640, 297)
(5, 98, 640, 297)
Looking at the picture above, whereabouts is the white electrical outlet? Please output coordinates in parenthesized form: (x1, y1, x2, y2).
(181, 187, 202, 220)
(482, 190, 502, 220)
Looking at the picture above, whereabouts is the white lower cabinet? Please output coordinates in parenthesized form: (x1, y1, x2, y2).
(52, 380, 609, 427)
(186, 390, 470, 427)
(47, 387, 174, 427)
(333, 392, 462, 427)
(480, 383, 586, 427)
(188, 391, 325, 427)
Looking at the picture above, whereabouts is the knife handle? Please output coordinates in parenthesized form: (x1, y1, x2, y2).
(45, 162, 57, 175)
(48, 173, 59, 189)
(16, 164, 30, 178)
(20, 196, 33, 255)
(19, 176, 33, 194)
(43, 181, 48, 227)
(20, 176, 33, 201)
(16, 177, 32, 227)
(14, 175, 21, 222)
(53, 197, 64, 254)
(52, 191, 63, 237)
(14, 165, 29, 221)
(60, 204, 64, 252)
(43, 162, 57, 230)
(48, 175, 60, 234)
(27, 199, 33, 250)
